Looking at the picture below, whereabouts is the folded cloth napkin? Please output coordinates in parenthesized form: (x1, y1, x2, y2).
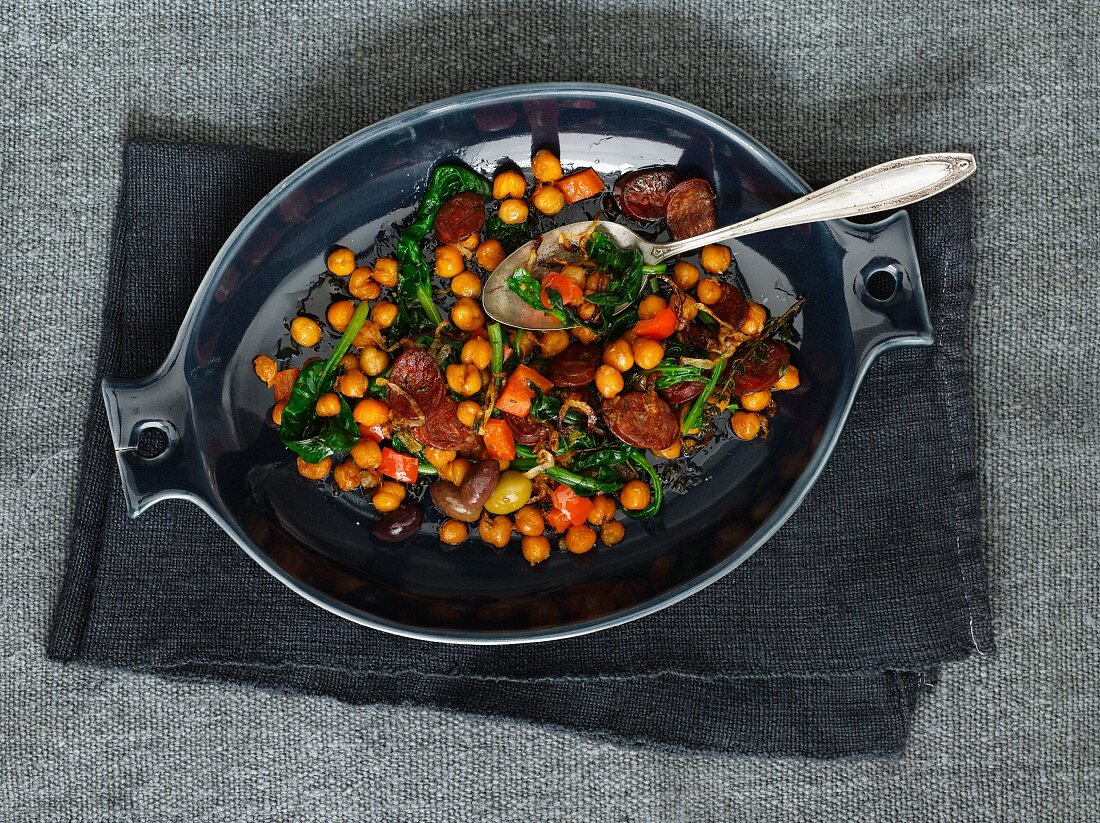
(48, 140, 992, 759)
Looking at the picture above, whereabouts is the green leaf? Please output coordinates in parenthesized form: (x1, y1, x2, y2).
(280, 301, 372, 462)
(624, 449, 662, 519)
(485, 215, 531, 254)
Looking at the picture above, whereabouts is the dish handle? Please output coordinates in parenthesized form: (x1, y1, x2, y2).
(839, 210, 934, 364)
(102, 362, 206, 517)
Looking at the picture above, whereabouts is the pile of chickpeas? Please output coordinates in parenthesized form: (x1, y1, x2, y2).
(255, 149, 800, 563)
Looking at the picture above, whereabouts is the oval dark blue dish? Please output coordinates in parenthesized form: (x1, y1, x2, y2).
(101, 84, 933, 643)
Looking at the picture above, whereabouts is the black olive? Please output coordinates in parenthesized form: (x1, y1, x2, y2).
(371, 504, 423, 543)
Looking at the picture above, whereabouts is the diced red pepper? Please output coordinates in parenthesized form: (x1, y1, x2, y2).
(482, 417, 516, 461)
(272, 368, 300, 402)
(496, 365, 554, 417)
(540, 272, 584, 309)
(633, 307, 677, 340)
(546, 507, 572, 533)
(554, 168, 606, 204)
(551, 484, 594, 526)
(379, 447, 418, 483)
(358, 423, 390, 442)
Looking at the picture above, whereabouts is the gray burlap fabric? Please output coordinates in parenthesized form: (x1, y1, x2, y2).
(2, 1, 1096, 819)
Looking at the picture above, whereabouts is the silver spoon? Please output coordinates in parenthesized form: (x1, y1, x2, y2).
(481, 152, 976, 330)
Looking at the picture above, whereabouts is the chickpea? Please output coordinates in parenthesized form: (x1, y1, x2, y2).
(336, 369, 367, 398)
(451, 297, 485, 331)
(741, 302, 767, 337)
(379, 480, 407, 501)
(349, 266, 378, 300)
(773, 365, 800, 391)
(595, 365, 624, 398)
(451, 271, 482, 298)
(459, 233, 481, 251)
(460, 337, 493, 370)
(531, 149, 563, 182)
(326, 299, 356, 333)
(680, 296, 700, 322)
(372, 489, 402, 512)
(435, 245, 466, 278)
(352, 320, 382, 350)
(338, 353, 359, 372)
(522, 535, 552, 565)
(572, 326, 598, 344)
(696, 279, 723, 305)
(652, 440, 682, 459)
(350, 438, 382, 470)
(353, 397, 389, 427)
(638, 294, 668, 320)
(576, 301, 597, 322)
(290, 316, 322, 347)
(564, 523, 597, 554)
(271, 400, 287, 426)
(446, 363, 483, 396)
(672, 261, 700, 290)
(372, 257, 399, 288)
(333, 458, 362, 492)
(498, 198, 529, 225)
(475, 239, 505, 271)
(326, 246, 356, 276)
(492, 169, 527, 200)
(514, 505, 545, 536)
(315, 392, 341, 417)
(731, 410, 763, 440)
(253, 355, 278, 386)
(585, 272, 610, 295)
(531, 184, 565, 216)
(740, 390, 771, 412)
(456, 401, 482, 429)
(540, 330, 570, 357)
(296, 456, 332, 480)
(602, 339, 634, 372)
(439, 519, 469, 545)
(371, 301, 398, 329)
(633, 338, 665, 371)
(440, 457, 472, 486)
(600, 520, 626, 547)
(560, 265, 587, 288)
(358, 346, 389, 377)
(424, 447, 456, 471)
(586, 495, 616, 526)
(479, 514, 513, 548)
(620, 479, 652, 511)
(700, 244, 732, 274)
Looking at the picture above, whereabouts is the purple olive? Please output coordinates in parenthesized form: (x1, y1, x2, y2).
(371, 504, 423, 543)
(430, 481, 483, 522)
(459, 459, 500, 508)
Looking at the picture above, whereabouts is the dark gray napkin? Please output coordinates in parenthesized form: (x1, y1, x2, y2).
(48, 140, 991, 758)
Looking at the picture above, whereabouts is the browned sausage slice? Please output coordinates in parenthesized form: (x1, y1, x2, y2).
(387, 348, 445, 420)
(434, 191, 487, 243)
(544, 342, 601, 387)
(420, 398, 477, 452)
(502, 412, 546, 445)
(664, 178, 717, 240)
(660, 381, 706, 405)
(710, 283, 749, 329)
(602, 392, 679, 451)
(613, 166, 680, 222)
(730, 340, 791, 394)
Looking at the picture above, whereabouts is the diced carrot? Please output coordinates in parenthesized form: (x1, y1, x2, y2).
(633, 307, 677, 340)
(273, 368, 300, 402)
(482, 417, 516, 461)
(554, 168, 606, 204)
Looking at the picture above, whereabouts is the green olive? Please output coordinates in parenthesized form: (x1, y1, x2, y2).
(484, 470, 532, 515)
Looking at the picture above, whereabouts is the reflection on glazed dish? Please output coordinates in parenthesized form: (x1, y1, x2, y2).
(251, 150, 803, 563)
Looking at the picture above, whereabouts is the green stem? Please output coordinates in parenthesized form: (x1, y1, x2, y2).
(321, 300, 372, 385)
(681, 357, 725, 435)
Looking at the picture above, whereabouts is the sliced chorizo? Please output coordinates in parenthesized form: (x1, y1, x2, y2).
(602, 392, 679, 451)
(613, 166, 679, 222)
(387, 348, 445, 420)
(544, 342, 601, 387)
(420, 398, 477, 452)
(730, 340, 791, 394)
(503, 411, 546, 445)
(434, 191, 486, 243)
(664, 178, 717, 240)
(710, 283, 749, 329)
(660, 381, 706, 405)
